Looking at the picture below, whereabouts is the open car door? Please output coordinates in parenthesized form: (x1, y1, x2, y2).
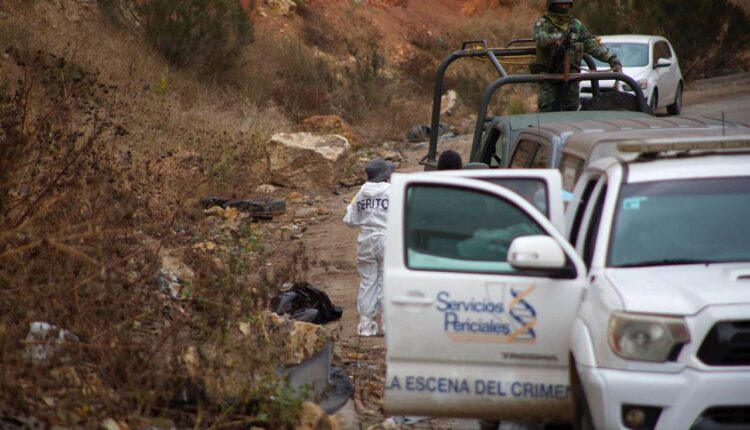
(383, 171, 586, 423)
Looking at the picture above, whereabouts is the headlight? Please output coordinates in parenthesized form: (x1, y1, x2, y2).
(621, 80, 649, 92)
(608, 312, 690, 362)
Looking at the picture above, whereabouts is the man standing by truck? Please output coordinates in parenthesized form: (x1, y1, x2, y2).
(531, 0, 623, 112)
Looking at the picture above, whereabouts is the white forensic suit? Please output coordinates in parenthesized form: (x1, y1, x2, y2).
(343, 181, 391, 336)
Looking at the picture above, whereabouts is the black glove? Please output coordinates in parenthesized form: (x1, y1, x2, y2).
(563, 29, 574, 46)
(610, 57, 623, 73)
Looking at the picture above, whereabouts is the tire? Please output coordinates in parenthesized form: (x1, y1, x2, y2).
(649, 89, 659, 115)
(667, 83, 683, 115)
(571, 360, 596, 430)
(579, 396, 596, 430)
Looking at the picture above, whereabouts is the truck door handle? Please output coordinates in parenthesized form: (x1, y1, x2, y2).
(392, 296, 435, 306)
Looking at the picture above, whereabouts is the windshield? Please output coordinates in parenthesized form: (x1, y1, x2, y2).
(609, 177, 750, 267)
(593, 43, 649, 68)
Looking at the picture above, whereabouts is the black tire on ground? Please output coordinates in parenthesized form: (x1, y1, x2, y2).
(650, 89, 659, 115)
(667, 83, 683, 115)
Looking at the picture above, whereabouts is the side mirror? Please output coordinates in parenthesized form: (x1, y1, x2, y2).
(508, 235, 567, 270)
(654, 58, 671, 69)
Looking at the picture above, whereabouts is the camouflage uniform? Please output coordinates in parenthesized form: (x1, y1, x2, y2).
(531, 15, 618, 112)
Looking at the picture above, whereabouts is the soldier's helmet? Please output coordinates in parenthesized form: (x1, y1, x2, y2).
(547, 0, 573, 8)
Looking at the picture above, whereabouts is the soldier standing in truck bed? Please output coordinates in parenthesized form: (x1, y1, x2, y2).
(530, 0, 623, 112)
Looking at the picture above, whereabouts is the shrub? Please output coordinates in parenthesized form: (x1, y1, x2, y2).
(139, 0, 253, 74)
(271, 38, 338, 120)
(575, 0, 750, 79)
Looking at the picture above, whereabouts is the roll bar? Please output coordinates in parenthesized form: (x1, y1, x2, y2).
(423, 40, 649, 166)
(467, 72, 651, 160)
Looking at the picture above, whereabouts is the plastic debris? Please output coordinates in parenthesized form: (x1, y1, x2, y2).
(271, 283, 343, 325)
(24, 322, 80, 364)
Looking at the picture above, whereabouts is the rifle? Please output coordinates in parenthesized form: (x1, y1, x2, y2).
(549, 30, 573, 75)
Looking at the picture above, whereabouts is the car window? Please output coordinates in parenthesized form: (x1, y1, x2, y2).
(478, 127, 504, 167)
(654, 41, 671, 62)
(480, 178, 549, 217)
(662, 42, 673, 59)
(490, 129, 504, 167)
(510, 140, 537, 169)
(594, 43, 648, 68)
(530, 143, 549, 168)
(477, 127, 498, 164)
(559, 154, 584, 192)
(405, 185, 544, 274)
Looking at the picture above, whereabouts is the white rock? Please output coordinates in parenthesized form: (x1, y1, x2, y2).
(440, 90, 458, 115)
(24, 322, 79, 364)
(295, 207, 318, 219)
(265, 0, 296, 15)
(265, 133, 352, 190)
(255, 184, 278, 194)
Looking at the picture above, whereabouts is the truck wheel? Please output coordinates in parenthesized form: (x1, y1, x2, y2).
(570, 358, 596, 430)
(578, 396, 596, 430)
(649, 89, 659, 115)
(667, 83, 683, 115)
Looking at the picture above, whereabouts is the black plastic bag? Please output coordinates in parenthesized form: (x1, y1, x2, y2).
(271, 283, 343, 325)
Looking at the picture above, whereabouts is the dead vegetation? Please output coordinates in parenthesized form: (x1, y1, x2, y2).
(0, 13, 310, 430)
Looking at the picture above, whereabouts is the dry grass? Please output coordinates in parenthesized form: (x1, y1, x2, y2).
(0, 41, 310, 426)
(0, 4, 311, 427)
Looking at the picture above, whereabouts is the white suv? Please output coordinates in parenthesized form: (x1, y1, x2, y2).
(580, 35, 684, 115)
(382, 136, 750, 429)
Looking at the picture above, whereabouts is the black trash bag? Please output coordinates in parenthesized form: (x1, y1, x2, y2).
(200, 196, 230, 209)
(225, 199, 286, 220)
(406, 123, 452, 142)
(199, 196, 287, 220)
(271, 283, 343, 325)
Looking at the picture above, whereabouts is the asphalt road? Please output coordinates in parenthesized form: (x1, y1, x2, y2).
(681, 73, 750, 122)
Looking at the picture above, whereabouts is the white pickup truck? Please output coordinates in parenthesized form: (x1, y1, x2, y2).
(382, 136, 750, 429)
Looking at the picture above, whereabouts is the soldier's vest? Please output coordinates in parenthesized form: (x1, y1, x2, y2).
(530, 16, 586, 75)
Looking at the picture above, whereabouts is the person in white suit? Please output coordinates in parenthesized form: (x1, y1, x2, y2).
(343, 158, 395, 337)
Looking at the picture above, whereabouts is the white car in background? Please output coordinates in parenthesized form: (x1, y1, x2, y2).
(581, 35, 684, 115)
